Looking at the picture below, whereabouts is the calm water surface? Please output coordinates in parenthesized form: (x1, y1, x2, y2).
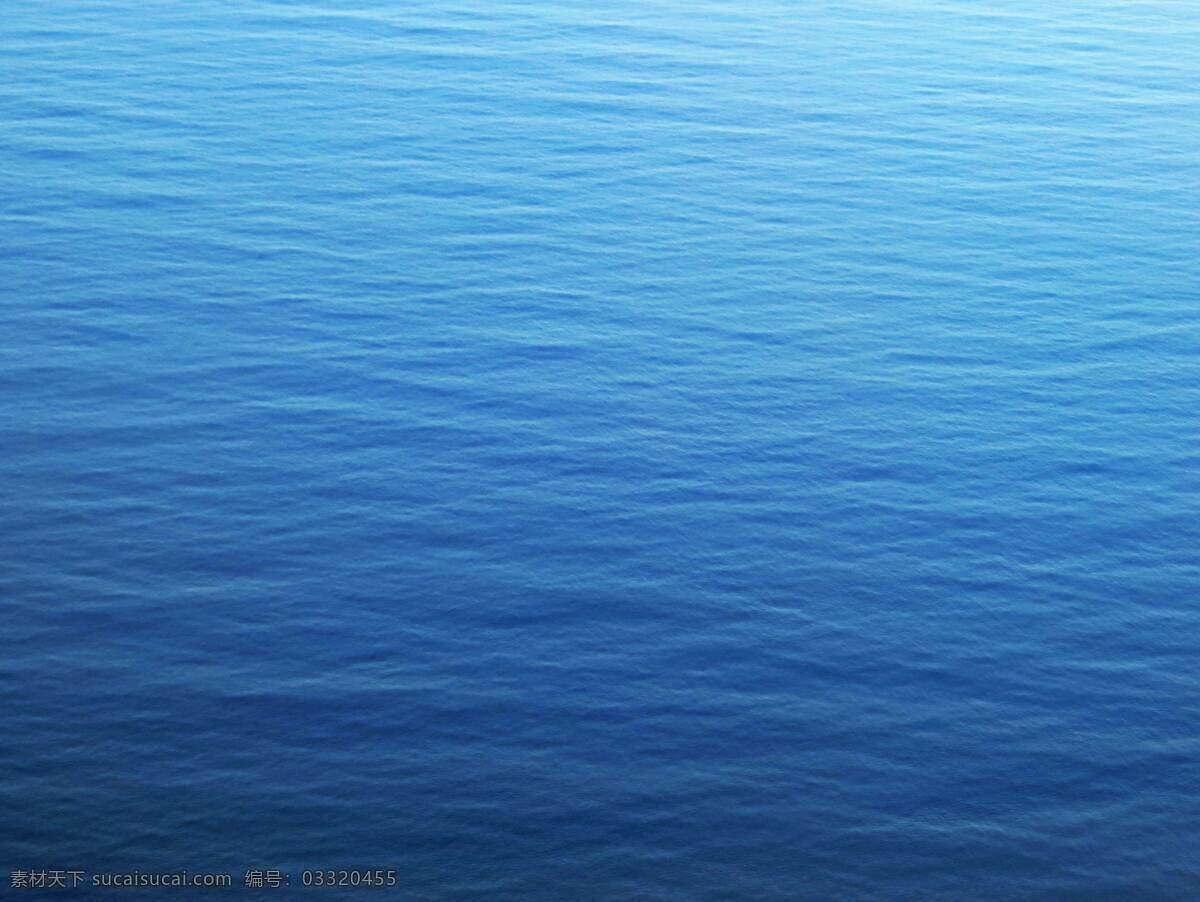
(2, 1, 1199, 898)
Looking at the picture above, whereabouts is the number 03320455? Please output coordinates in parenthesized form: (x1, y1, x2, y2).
(300, 869, 398, 888)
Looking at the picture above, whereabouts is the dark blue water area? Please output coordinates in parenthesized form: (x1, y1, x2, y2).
(2, 1, 1199, 898)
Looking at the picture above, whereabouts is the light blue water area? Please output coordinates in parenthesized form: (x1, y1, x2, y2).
(2, 0, 1199, 898)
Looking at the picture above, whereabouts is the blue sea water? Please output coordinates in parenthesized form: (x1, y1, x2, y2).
(2, 0, 1199, 898)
